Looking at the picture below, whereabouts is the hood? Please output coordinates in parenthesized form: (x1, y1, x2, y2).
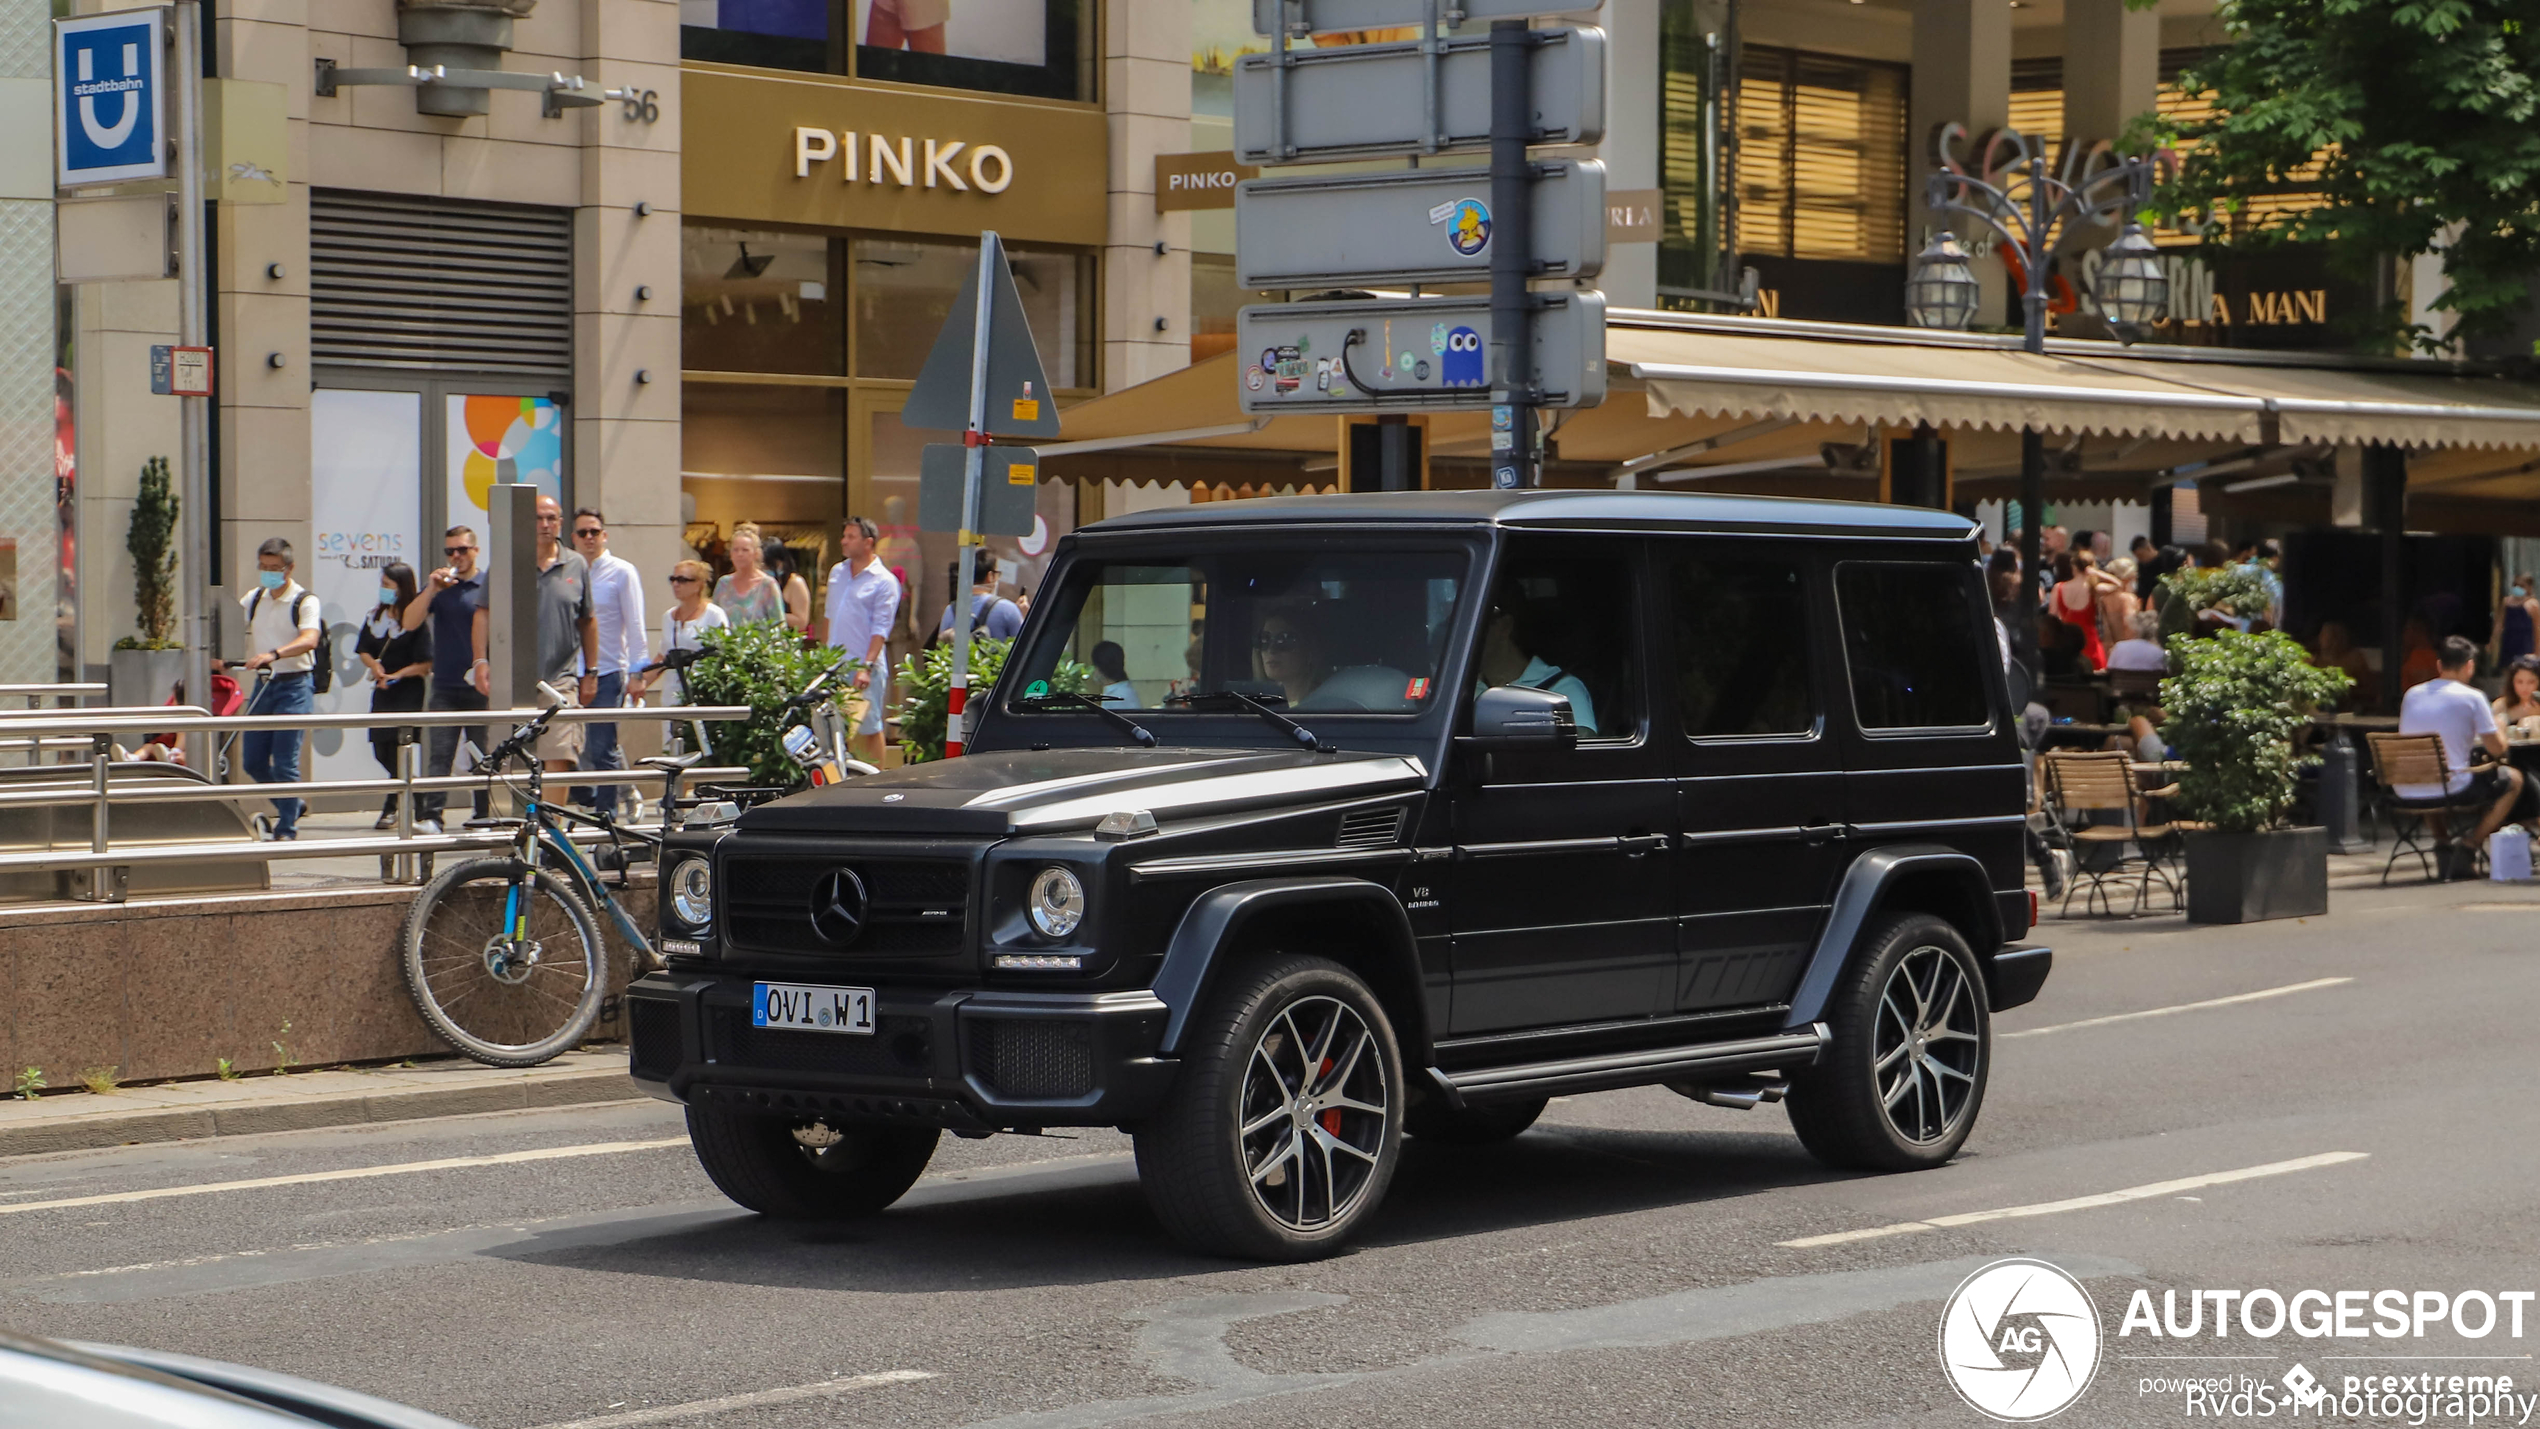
(735, 746, 1428, 837)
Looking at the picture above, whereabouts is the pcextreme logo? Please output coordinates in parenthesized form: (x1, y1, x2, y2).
(1941, 1259, 2105, 1422)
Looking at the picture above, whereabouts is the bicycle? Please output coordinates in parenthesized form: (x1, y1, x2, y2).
(394, 695, 707, 1067)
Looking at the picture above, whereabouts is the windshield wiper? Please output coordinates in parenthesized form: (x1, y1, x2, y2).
(1165, 690, 1334, 754)
(1012, 692, 1159, 748)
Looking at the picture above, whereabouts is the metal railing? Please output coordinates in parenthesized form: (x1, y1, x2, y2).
(0, 701, 755, 902)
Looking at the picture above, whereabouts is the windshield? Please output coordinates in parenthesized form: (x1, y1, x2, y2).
(1006, 547, 1470, 715)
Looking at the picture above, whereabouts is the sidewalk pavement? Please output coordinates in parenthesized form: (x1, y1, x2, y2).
(0, 1048, 641, 1159)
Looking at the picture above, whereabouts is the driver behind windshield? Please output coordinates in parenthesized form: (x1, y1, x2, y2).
(1254, 606, 1331, 707)
(1476, 599, 1597, 734)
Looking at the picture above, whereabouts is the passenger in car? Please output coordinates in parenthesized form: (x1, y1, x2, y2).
(1255, 607, 1332, 707)
(1476, 599, 1598, 734)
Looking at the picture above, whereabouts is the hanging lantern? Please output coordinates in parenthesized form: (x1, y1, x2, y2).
(2094, 221, 2171, 331)
(1904, 232, 1982, 331)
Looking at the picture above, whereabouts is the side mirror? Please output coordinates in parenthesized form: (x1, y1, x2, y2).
(1471, 684, 1577, 748)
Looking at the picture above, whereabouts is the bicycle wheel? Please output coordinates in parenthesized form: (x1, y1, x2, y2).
(398, 857, 607, 1067)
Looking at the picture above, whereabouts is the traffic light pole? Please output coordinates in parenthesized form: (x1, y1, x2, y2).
(1488, 19, 1536, 490)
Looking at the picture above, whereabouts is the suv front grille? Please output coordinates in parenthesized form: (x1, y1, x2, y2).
(629, 998, 681, 1077)
(707, 1007, 933, 1076)
(722, 855, 970, 956)
(968, 1019, 1095, 1100)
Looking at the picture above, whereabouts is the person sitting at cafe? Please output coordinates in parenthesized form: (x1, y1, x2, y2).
(2397, 635, 2536, 853)
(2106, 611, 2166, 672)
(2493, 653, 2540, 728)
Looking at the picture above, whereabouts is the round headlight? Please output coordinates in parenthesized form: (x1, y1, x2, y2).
(1027, 865, 1085, 939)
(669, 858, 714, 928)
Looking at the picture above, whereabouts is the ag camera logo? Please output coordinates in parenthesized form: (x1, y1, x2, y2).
(1940, 1258, 2104, 1422)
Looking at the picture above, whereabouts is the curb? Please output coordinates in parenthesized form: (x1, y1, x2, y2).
(0, 1066, 645, 1159)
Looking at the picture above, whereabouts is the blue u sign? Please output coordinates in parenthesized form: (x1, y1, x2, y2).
(56, 8, 166, 186)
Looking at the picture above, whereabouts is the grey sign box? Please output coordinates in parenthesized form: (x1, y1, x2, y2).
(1237, 160, 1605, 289)
(1235, 291, 1607, 415)
(1231, 28, 1604, 164)
(901, 235, 1062, 440)
(918, 443, 1039, 536)
(1252, 0, 1598, 37)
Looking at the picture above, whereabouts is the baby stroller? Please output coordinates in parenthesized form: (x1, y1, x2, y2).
(204, 665, 249, 781)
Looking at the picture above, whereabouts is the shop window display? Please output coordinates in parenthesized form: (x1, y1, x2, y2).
(852, 238, 1092, 389)
(684, 227, 844, 375)
(681, 0, 1091, 100)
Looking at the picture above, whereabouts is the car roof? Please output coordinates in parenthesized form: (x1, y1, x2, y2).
(1081, 488, 1979, 540)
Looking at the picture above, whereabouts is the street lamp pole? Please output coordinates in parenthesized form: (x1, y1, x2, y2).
(1907, 125, 2167, 673)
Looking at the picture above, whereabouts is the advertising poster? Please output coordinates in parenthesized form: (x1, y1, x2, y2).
(308, 388, 422, 780)
(851, 0, 1044, 66)
(444, 393, 564, 539)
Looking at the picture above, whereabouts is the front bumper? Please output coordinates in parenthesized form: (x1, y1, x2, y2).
(625, 972, 1178, 1130)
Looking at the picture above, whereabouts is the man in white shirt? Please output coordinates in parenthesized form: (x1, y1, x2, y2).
(824, 515, 900, 762)
(2397, 635, 2530, 853)
(239, 536, 324, 839)
(569, 508, 645, 815)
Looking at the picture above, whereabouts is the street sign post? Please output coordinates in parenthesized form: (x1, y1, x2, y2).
(1254, 0, 1596, 35)
(918, 443, 1037, 537)
(1235, 160, 1606, 289)
(1235, 292, 1607, 417)
(1231, 2, 1607, 484)
(900, 230, 1055, 756)
(1231, 28, 1604, 164)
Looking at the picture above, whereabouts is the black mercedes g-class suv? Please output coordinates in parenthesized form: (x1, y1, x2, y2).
(628, 490, 2049, 1260)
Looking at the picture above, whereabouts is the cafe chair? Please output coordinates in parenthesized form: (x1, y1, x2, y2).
(2108, 667, 2163, 704)
(2365, 731, 2492, 883)
(2041, 750, 2182, 917)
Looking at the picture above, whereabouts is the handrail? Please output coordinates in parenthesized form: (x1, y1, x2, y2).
(0, 819, 711, 874)
(0, 766, 754, 809)
(0, 705, 211, 721)
(0, 683, 106, 698)
(0, 704, 753, 738)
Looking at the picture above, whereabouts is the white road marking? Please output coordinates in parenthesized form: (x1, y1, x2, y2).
(1777, 1151, 2370, 1248)
(2002, 977, 2352, 1038)
(522, 1370, 937, 1429)
(0, 1137, 688, 1217)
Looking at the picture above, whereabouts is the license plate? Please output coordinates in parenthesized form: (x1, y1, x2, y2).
(752, 981, 875, 1035)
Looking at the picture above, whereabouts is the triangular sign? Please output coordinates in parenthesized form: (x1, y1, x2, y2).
(900, 232, 1062, 440)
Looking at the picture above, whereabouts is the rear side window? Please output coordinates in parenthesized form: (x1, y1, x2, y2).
(1667, 550, 1814, 738)
(1835, 562, 1991, 731)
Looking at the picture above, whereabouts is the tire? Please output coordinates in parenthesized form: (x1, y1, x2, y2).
(1405, 1095, 1545, 1145)
(685, 1106, 939, 1219)
(1785, 913, 1991, 1173)
(1135, 955, 1404, 1261)
(397, 857, 608, 1068)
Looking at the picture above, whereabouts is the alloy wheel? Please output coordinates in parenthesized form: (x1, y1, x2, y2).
(1237, 995, 1390, 1233)
(1872, 945, 1982, 1145)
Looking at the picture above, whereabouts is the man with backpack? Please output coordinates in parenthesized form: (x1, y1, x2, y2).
(935, 559, 1022, 642)
(239, 536, 324, 840)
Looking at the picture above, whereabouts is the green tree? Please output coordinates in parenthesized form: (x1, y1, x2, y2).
(2158, 629, 2352, 832)
(119, 456, 179, 649)
(2132, 0, 2540, 350)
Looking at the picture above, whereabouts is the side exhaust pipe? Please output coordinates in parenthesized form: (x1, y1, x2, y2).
(1666, 1075, 1790, 1110)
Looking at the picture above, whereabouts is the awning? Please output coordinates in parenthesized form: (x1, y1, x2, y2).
(1618, 314, 2540, 452)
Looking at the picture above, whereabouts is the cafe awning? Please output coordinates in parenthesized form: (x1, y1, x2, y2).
(1616, 313, 2540, 453)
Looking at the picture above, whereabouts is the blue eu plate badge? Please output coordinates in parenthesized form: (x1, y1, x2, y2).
(56, 9, 167, 187)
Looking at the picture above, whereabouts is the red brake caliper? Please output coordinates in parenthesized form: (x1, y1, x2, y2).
(1317, 1057, 1342, 1135)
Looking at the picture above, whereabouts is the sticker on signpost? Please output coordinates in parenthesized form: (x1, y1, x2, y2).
(1441, 198, 1491, 257)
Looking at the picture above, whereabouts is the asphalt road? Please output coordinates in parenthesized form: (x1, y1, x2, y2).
(8, 879, 2540, 1429)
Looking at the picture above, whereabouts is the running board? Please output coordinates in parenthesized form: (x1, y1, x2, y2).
(1425, 1025, 1829, 1108)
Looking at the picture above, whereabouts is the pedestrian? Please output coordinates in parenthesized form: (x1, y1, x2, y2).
(568, 508, 644, 816)
(937, 559, 1022, 641)
(764, 536, 814, 634)
(402, 524, 488, 834)
(355, 561, 433, 829)
(2495, 572, 2537, 665)
(470, 494, 596, 777)
(714, 523, 785, 625)
(637, 559, 730, 708)
(238, 537, 323, 840)
(823, 515, 899, 763)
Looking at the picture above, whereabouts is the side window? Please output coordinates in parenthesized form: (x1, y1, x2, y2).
(1835, 562, 1992, 731)
(1668, 549, 1815, 739)
(1477, 550, 1640, 741)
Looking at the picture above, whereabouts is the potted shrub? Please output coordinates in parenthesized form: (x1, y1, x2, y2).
(893, 638, 1096, 763)
(674, 618, 857, 786)
(108, 456, 186, 710)
(2159, 628, 2352, 923)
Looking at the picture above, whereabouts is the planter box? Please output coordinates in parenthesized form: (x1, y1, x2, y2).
(2184, 826, 2328, 924)
(108, 646, 187, 710)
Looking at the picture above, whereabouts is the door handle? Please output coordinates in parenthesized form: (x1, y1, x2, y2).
(1798, 822, 1851, 846)
(1619, 833, 1670, 856)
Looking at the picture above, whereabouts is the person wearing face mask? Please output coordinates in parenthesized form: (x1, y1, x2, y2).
(353, 562, 433, 829)
(238, 537, 324, 839)
(2495, 573, 2537, 666)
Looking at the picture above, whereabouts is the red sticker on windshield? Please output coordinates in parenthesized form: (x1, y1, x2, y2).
(1405, 677, 1431, 700)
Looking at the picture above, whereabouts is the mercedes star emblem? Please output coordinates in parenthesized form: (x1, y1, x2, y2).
(808, 867, 869, 945)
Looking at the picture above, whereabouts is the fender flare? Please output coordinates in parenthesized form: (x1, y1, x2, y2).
(1782, 843, 2004, 1030)
(1151, 876, 1427, 1059)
